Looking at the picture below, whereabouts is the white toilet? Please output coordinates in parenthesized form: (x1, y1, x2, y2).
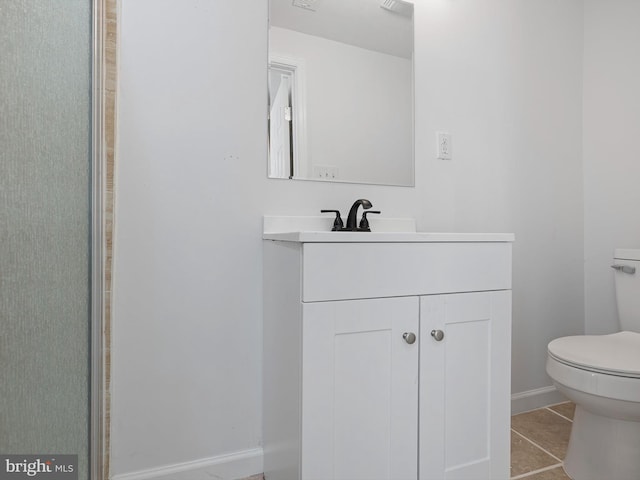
(546, 249, 640, 480)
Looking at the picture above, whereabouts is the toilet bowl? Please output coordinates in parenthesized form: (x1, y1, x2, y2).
(546, 249, 640, 480)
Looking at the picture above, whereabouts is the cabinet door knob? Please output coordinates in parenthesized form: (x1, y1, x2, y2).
(403, 332, 416, 345)
(431, 329, 445, 341)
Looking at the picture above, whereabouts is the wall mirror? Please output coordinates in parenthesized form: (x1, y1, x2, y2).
(268, 0, 414, 186)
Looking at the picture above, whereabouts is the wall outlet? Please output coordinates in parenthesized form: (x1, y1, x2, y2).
(313, 165, 339, 180)
(437, 132, 452, 160)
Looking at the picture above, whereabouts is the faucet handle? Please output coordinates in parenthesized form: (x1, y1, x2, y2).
(359, 210, 381, 231)
(321, 209, 344, 231)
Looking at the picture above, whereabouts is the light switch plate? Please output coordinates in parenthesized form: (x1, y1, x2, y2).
(437, 132, 452, 160)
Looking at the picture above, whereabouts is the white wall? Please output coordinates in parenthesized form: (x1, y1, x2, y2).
(112, 0, 585, 477)
(418, 0, 584, 397)
(583, 0, 640, 335)
(269, 26, 413, 185)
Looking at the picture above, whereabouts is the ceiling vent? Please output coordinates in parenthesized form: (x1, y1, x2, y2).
(292, 0, 319, 12)
(380, 0, 413, 18)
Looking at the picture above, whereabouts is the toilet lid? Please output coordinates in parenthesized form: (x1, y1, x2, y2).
(548, 331, 640, 378)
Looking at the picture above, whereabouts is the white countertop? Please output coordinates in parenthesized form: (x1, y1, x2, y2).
(263, 216, 514, 243)
(263, 231, 515, 243)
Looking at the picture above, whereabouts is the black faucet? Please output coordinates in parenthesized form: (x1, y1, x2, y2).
(346, 199, 372, 231)
(321, 199, 380, 231)
(320, 209, 344, 231)
(359, 210, 381, 231)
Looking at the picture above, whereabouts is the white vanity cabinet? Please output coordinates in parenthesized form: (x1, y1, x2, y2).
(419, 291, 511, 479)
(302, 296, 419, 480)
(263, 232, 513, 480)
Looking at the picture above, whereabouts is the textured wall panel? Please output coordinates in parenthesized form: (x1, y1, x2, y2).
(0, 1, 92, 478)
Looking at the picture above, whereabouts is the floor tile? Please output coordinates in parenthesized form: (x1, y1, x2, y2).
(548, 402, 575, 421)
(511, 408, 572, 460)
(525, 466, 571, 479)
(510, 430, 560, 477)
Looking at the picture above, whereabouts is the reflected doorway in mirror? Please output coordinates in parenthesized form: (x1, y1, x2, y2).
(268, 71, 291, 178)
(268, 55, 309, 179)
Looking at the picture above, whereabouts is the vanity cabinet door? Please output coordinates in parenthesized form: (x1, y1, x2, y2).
(419, 291, 511, 480)
(301, 296, 419, 480)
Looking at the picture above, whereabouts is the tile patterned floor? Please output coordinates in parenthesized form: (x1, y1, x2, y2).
(241, 402, 576, 480)
(511, 402, 575, 479)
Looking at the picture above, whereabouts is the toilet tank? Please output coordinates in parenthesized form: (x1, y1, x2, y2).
(614, 249, 640, 332)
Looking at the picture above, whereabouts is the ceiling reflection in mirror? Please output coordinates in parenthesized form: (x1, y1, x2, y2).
(268, 0, 414, 186)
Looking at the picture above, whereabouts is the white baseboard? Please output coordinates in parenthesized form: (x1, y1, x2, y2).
(111, 387, 564, 480)
(511, 385, 567, 415)
(111, 447, 263, 480)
